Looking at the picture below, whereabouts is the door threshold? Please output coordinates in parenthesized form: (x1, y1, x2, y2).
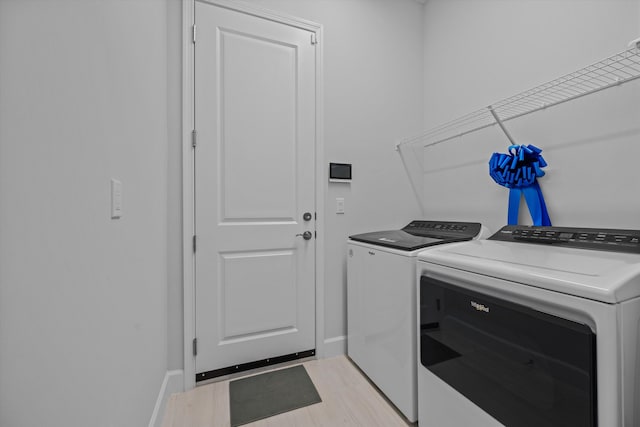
(196, 349, 316, 384)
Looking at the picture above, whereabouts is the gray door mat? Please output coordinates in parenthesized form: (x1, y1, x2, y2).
(229, 364, 322, 426)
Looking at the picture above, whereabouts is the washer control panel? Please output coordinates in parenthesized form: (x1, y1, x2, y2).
(490, 225, 640, 253)
(404, 221, 481, 239)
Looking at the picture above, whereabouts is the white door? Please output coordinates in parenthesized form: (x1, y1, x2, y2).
(194, 1, 317, 378)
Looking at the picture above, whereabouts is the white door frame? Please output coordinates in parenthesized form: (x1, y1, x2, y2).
(181, 0, 325, 391)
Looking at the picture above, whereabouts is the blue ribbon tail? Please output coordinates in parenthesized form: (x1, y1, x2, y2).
(534, 181, 552, 226)
(523, 183, 551, 226)
(508, 188, 521, 225)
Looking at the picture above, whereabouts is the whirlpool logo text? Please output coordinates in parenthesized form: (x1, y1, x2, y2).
(470, 301, 490, 313)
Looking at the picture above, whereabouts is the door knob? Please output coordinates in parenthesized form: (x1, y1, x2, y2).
(296, 231, 313, 240)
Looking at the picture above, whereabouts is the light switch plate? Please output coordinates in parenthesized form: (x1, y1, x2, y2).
(336, 197, 345, 214)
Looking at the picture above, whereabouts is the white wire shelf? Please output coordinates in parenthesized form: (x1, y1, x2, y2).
(397, 37, 640, 150)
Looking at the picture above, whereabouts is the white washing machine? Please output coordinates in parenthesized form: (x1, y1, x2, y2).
(347, 220, 482, 423)
(416, 224, 640, 427)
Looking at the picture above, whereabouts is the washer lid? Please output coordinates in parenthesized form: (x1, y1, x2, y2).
(348, 229, 453, 251)
(418, 239, 640, 303)
(349, 220, 482, 251)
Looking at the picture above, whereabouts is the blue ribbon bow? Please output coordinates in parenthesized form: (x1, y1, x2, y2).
(489, 144, 551, 226)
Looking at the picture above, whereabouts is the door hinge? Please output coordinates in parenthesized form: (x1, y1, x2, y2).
(310, 33, 318, 45)
(192, 129, 197, 148)
(192, 25, 197, 44)
(192, 338, 198, 356)
(192, 235, 197, 253)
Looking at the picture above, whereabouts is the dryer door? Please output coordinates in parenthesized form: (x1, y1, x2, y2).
(419, 276, 597, 427)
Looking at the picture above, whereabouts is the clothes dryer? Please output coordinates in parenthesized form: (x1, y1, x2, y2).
(417, 225, 640, 427)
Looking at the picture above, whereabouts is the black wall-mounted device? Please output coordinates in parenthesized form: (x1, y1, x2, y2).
(329, 162, 352, 182)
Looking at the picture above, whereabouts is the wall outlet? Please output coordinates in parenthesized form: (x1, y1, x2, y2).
(111, 179, 122, 219)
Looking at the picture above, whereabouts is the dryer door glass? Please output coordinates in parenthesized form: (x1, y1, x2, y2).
(419, 276, 596, 427)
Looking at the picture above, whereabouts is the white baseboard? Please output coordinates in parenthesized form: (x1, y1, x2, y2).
(148, 370, 184, 427)
(323, 335, 346, 358)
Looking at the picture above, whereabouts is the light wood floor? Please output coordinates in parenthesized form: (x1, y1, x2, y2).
(161, 355, 414, 427)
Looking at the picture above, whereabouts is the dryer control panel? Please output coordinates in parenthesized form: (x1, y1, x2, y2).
(490, 225, 640, 254)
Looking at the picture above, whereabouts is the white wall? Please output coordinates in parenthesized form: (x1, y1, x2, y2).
(235, 0, 425, 348)
(421, 0, 640, 234)
(0, 1, 169, 426)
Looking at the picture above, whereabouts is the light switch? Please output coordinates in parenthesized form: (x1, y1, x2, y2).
(336, 197, 345, 214)
(111, 179, 122, 219)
